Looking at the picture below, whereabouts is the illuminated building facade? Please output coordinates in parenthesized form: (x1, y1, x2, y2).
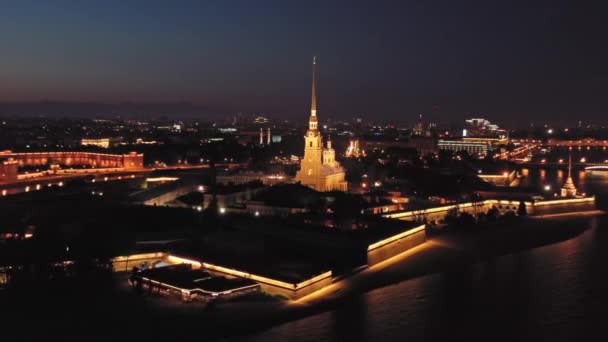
(80, 137, 121, 148)
(0, 151, 144, 182)
(295, 57, 348, 192)
(437, 139, 489, 156)
(464, 118, 507, 140)
(254, 116, 269, 124)
(345, 139, 365, 158)
(0, 158, 18, 182)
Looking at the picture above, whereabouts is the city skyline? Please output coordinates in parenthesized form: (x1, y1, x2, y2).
(1, 0, 607, 125)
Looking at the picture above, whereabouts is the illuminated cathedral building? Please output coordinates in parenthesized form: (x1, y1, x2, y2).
(294, 57, 348, 192)
(561, 151, 577, 197)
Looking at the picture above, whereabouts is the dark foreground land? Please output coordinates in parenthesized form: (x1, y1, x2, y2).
(0, 212, 603, 341)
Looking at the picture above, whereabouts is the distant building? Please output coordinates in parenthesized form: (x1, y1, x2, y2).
(438, 139, 489, 156)
(408, 136, 438, 156)
(345, 139, 364, 158)
(0, 158, 18, 182)
(357, 136, 437, 157)
(81, 137, 122, 148)
(413, 114, 424, 136)
(294, 57, 348, 192)
(254, 116, 269, 124)
(464, 118, 507, 140)
(0, 151, 143, 182)
(217, 171, 290, 186)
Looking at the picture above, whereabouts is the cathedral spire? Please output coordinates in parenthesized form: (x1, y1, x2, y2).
(309, 56, 318, 131)
(561, 147, 577, 197)
(567, 148, 572, 178)
(311, 56, 317, 115)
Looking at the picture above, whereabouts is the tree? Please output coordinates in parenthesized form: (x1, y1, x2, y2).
(445, 206, 460, 225)
(517, 200, 527, 217)
(486, 206, 499, 222)
(470, 192, 484, 219)
(459, 212, 476, 226)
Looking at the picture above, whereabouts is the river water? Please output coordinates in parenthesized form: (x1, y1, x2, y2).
(243, 169, 608, 342)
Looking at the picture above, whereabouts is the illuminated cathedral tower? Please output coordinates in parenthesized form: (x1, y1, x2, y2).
(295, 57, 348, 192)
(561, 149, 577, 197)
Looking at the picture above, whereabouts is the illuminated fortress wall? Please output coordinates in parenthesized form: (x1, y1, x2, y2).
(384, 197, 596, 222)
(0, 150, 143, 179)
(112, 253, 166, 272)
(112, 253, 333, 300)
(367, 224, 426, 266)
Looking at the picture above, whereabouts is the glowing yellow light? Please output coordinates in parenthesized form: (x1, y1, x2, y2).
(146, 177, 178, 182)
(367, 225, 425, 251)
(534, 197, 595, 206)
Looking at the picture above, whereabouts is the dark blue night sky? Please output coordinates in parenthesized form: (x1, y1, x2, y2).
(0, 0, 606, 125)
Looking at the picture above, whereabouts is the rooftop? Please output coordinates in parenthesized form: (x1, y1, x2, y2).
(136, 264, 258, 293)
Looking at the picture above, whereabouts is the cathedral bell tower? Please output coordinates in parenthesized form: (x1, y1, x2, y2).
(294, 57, 348, 192)
(302, 56, 323, 177)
